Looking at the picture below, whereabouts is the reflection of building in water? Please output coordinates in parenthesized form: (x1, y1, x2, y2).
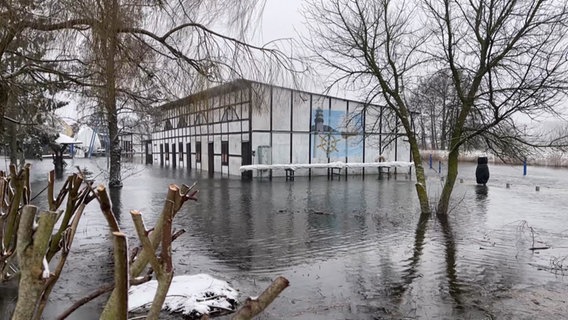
(149, 79, 410, 178)
(184, 179, 395, 272)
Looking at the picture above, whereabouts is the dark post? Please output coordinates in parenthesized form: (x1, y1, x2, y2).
(52, 144, 67, 179)
(476, 156, 490, 185)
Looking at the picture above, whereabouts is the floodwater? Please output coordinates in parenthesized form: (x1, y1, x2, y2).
(1, 158, 567, 319)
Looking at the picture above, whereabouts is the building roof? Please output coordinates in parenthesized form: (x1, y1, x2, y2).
(159, 79, 384, 111)
(55, 133, 82, 145)
(160, 79, 252, 111)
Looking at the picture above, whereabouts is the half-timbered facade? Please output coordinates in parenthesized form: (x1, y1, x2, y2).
(149, 79, 410, 178)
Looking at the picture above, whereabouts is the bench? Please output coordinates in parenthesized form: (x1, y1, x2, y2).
(378, 166, 391, 179)
(285, 168, 295, 181)
(330, 167, 342, 180)
(239, 161, 414, 180)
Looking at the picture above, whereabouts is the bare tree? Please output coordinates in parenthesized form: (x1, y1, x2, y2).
(304, 0, 432, 213)
(67, 0, 296, 188)
(304, 0, 568, 215)
(410, 69, 462, 150)
(3, 0, 297, 187)
(426, 0, 568, 214)
(0, 1, 80, 167)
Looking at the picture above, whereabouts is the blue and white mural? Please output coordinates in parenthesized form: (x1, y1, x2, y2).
(311, 108, 363, 160)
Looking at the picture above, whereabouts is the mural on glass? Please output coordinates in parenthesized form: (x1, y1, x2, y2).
(311, 108, 363, 160)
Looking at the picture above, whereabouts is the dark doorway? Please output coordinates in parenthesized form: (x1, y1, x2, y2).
(186, 143, 191, 170)
(145, 141, 153, 165)
(208, 142, 214, 177)
(241, 141, 252, 180)
(164, 143, 170, 166)
(172, 143, 177, 168)
(179, 142, 184, 166)
(159, 144, 164, 166)
(196, 142, 202, 163)
(221, 141, 229, 166)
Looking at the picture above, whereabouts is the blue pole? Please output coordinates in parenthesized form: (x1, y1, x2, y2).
(523, 158, 527, 176)
(88, 127, 98, 158)
(429, 153, 433, 169)
(438, 160, 442, 174)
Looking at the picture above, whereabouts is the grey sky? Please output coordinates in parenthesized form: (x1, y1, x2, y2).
(57, 1, 309, 122)
(259, 0, 304, 43)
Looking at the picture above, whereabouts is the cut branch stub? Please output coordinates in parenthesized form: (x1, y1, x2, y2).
(13, 206, 59, 320)
(47, 173, 89, 262)
(231, 276, 290, 320)
(47, 170, 55, 211)
(160, 203, 173, 274)
(130, 210, 161, 271)
(112, 231, 129, 320)
(4, 164, 26, 256)
(96, 185, 121, 233)
(101, 182, 198, 318)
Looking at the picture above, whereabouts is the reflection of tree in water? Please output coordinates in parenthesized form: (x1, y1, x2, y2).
(390, 211, 464, 314)
(390, 212, 430, 298)
(437, 213, 463, 307)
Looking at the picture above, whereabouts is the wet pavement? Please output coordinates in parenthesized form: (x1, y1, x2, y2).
(1, 158, 567, 319)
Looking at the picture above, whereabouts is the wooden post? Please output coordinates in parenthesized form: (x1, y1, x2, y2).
(13, 206, 58, 320)
(231, 276, 289, 320)
(112, 232, 129, 320)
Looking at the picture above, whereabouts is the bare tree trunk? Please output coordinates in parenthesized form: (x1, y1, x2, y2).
(6, 122, 18, 166)
(437, 147, 459, 215)
(408, 134, 430, 214)
(103, 0, 122, 189)
(440, 101, 447, 150)
(108, 112, 122, 188)
(0, 81, 7, 132)
(430, 112, 437, 150)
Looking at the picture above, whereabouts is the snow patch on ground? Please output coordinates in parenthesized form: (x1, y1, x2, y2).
(128, 274, 239, 317)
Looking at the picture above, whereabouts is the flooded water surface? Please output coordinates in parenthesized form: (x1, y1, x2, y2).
(2, 159, 568, 319)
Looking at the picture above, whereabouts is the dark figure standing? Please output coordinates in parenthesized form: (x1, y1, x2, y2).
(52, 144, 68, 179)
(476, 156, 490, 185)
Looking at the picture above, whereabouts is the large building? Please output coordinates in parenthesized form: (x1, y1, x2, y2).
(148, 79, 410, 178)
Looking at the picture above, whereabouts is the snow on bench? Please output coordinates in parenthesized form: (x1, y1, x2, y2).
(240, 161, 414, 180)
(239, 161, 413, 172)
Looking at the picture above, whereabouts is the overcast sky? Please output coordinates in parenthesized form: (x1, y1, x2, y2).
(258, 0, 304, 44)
(57, 1, 310, 122)
(56, 1, 565, 132)
(257, 0, 353, 98)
